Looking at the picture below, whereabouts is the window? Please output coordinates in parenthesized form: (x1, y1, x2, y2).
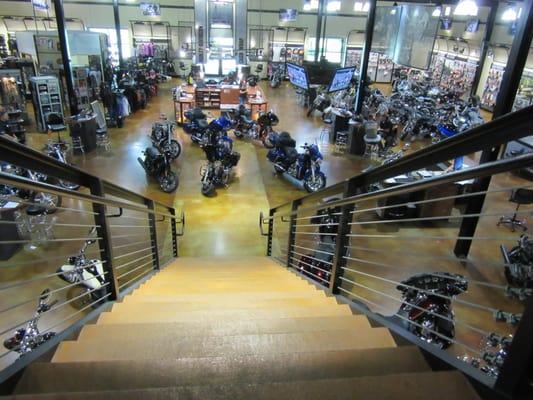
(90, 28, 131, 64)
(305, 37, 344, 64)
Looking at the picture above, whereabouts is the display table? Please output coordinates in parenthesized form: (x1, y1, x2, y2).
(329, 109, 352, 143)
(174, 97, 194, 125)
(69, 115, 97, 154)
(247, 86, 268, 119)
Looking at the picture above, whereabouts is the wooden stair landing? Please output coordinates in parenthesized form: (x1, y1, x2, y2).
(7, 256, 480, 399)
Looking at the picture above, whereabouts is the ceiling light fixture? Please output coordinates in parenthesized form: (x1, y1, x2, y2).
(432, 5, 442, 17)
(327, 0, 341, 12)
(502, 5, 521, 21)
(453, 0, 478, 16)
(354, 1, 370, 12)
(303, 0, 319, 11)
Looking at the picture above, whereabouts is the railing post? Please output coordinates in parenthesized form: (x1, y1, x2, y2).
(267, 208, 274, 257)
(89, 179, 119, 301)
(145, 199, 160, 270)
(286, 200, 301, 268)
(494, 297, 533, 397)
(329, 179, 359, 295)
(169, 207, 178, 258)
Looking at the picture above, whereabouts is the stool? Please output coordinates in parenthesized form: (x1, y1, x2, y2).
(498, 188, 533, 231)
(335, 131, 349, 154)
(96, 128, 111, 151)
(71, 136, 85, 155)
(364, 133, 382, 160)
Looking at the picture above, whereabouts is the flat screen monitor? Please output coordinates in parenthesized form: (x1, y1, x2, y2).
(279, 9, 298, 22)
(286, 63, 309, 90)
(328, 66, 356, 93)
(465, 19, 479, 33)
(139, 2, 160, 16)
(304, 61, 338, 85)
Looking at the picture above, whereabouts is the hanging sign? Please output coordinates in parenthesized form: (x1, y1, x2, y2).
(140, 3, 161, 16)
(32, 0, 49, 11)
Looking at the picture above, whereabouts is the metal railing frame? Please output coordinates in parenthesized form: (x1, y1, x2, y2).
(261, 105, 533, 399)
(0, 137, 185, 382)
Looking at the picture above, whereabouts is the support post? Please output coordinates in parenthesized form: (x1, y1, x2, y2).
(454, 0, 533, 258)
(113, 0, 124, 67)
(314, 0, 325, 62)
(267, 208, 275, 256)
(52, 0, 78, 115)
(90, 179, 119, 300)
(354, 0, 377, 114)
(329, 180, 358, 294)
(286, 200, 301, 268)
(169, 207, 178, 258)
(145, 199, 160, 270)
(470, 4, 497, 98)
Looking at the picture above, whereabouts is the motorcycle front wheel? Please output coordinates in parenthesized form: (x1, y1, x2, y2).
(169, 140, 182, 159)
(57, 180, 80, 191)
(304, 172, 326, 193)
(158, 171, 178, 193)
(201, 182, 216, 197)
(262, 134, 275, 149)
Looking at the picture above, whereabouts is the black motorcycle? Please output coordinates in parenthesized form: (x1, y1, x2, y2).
(230, 105, 258, 140)
(501, 235, 533, 291)
(200, 131, 240, 196)
(43, 142, 80, 190)
(3, 289, 56, 356)
(256, 110, 280, 148)
(138, 147, 179, 193)
(150, 116, 181, 160)
(396, 272, 468, 349)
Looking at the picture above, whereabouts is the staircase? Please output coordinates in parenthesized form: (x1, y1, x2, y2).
(6, 257, 479, 399)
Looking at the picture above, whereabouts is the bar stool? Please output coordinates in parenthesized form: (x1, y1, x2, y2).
(335, 131, 348, 154)
(96, 128, 111, 151)
(71, 136, 85, 155)
(498, 188, 533, 231)
(320, 116, 333, 143)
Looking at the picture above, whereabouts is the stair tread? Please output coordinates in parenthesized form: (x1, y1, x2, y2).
(16, 347, 430, 394)
(52, 328, 396, 362)
(78, 315, 372, 341)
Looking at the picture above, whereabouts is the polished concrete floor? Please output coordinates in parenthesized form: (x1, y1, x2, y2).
(0, 79, 530, 371)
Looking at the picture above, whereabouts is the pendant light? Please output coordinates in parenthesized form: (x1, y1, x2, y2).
(453, 0, 478, 16)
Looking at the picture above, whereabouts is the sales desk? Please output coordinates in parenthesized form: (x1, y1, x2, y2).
(376, 169, 474, 220)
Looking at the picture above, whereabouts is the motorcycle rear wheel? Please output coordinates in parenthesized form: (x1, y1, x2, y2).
(158, 171, 178, 193)
(201, 182, 216, 197)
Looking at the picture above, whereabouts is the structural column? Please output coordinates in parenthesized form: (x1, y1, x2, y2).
(354, 0, 377, 114)
(314, 0, 325, 62)
(454, 0, 533, 258)
(113, 0, 124, 67)
(53, 0, 78, 115)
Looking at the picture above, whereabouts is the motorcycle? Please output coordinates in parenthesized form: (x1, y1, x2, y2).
(200, 131, 240, 196)
(229, 105, 258, 140)
(500, 235, 533, 292)
(267, 133, 326, 192)
(150, 115, 181, 160)
(270, 64, 284, 88)
(138, 146, 179, 193)
(43, 142, 81, 190)
(256, 110, 280, 148)
(396, 272, 468, 349)
(57, 227, 108, 305)
(3, 289, 56, 356)
(307, 88, 332, 118)
(182, 107, 209, 141)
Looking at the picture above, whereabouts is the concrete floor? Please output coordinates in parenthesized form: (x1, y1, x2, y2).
(0, 78, 529, 371)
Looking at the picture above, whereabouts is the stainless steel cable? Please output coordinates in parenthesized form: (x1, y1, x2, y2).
(113, 246, 155, 260)
(116, 260, 154, 280)
(341, 266, 499, 314)
(291, 250, 333, 266)
(0, 237, 103, 245)
(109, 224, 151, 229)
(0, 197, 98, 216)
(346, 233, 518, 241)
(336, 283, 483, 357)
(0, 221, 99, 228)
(290, 256, 331, 276)
(294, 231, 338, 236)
(112, 240, 152, 251)
(293, 213, 343, 221)
(114, 253, 154, 271)
(0, 253, 100, 268)
(111, 233, 149, 240)
(295, 223, 340, 228)
(342, 255, 509, 291)
(292, 244, 335, 256)
(118, 266, 153, 289)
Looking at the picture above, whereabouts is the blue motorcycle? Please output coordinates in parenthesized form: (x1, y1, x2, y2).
(183, 108, 233, 144)
(267, 132, 326, 192)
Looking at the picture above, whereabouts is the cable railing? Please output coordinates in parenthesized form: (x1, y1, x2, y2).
(260, 105, 533, 399)
(0, 136, 184, 381)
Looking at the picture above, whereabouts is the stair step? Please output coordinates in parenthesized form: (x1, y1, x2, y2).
(16, 347, 429, 394)
(77, 316, 371, 341)
(112, 296, 341, 313)
(97, 304, 354, 324)
(52, 328, 396, 362)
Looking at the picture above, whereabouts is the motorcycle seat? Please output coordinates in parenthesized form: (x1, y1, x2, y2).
(26, 205, 46, 216)
(283, 147, 299, 162)
(198, 119, 209, 129)
(146, 147, 161, 158)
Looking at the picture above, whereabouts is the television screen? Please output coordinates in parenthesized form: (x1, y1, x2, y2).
(140, 2, 160, 16)
(279, 9, 298, 22)
(440, 18, 452, 30)
(328, 66, 356, 93)
(286, 63, 309, 90)
(304, 61, 338, 85)
(465, 18, 479, 33)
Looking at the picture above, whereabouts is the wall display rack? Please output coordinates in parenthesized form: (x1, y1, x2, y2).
(30, 75, 64, 132)
(195, 86, 221, 108)
(269, 27, 306, 76)
(131, 21, 171, 60)
(0, 69, 26, 113)
(430, 52, 477, 97)
(513, 69, 533, 111)
(481, 63, 505, 111)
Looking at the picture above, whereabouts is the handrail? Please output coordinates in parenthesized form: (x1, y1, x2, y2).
(271, 104, 533, 212)
(0, 136, 173, 211)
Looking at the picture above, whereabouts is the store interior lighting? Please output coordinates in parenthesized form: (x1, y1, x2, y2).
(303, 0, 319, 11)
(390, 1, 398, 15)
(453, 0, 479, 16)
(327, 0, 341, 12)
(501, 5, 522, 21)
(354, 1, 370, 12)
(432, 6, 442, 17)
